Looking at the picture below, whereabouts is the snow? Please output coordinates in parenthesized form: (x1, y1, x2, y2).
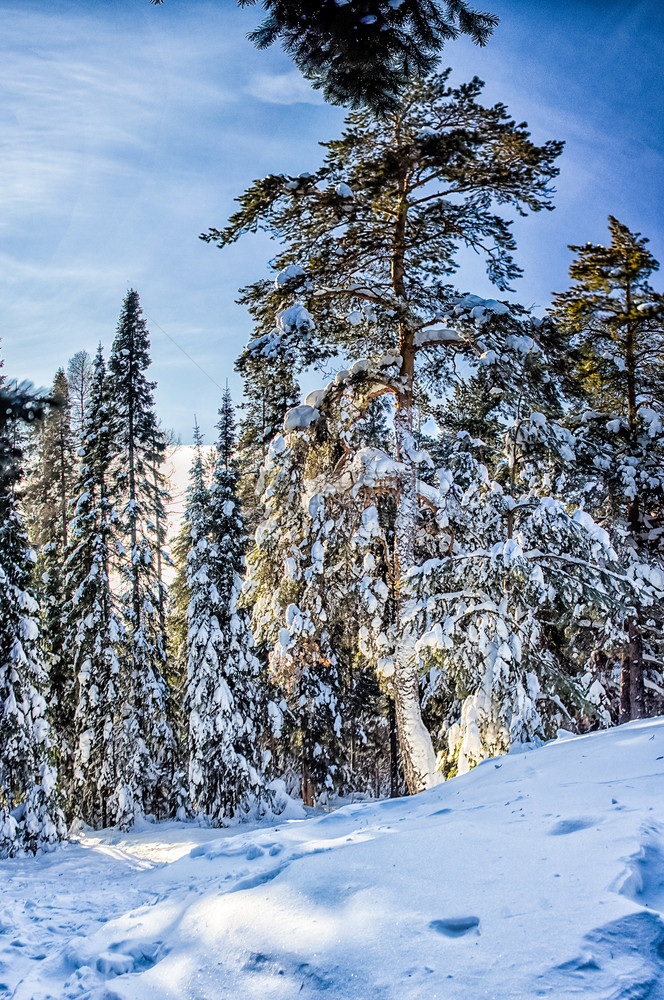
(276, 303, 314, 335)
(3, 719, 664, 998)
(275, 264, 305, 288)
(304, 388, 327, 409)
(283, 405, 320, 432)
(414, 326, 463, 347)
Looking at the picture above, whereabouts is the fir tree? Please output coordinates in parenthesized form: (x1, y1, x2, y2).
(65, 346, 125, 827)
(22, 369, 77, 788)
(204, 71, 564, 793)
(0, 354, 65, 856)
(552, 217, 664, 537)
(107, 290, 173, 826)
(185, 399, 268, 823)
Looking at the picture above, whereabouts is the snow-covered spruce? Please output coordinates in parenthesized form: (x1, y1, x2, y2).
(106, 290, 174, 827)
(184, 394, 269, 824)
(552, 217, 664, 724)
(0, 366, 65, 856)
(21, 368, 77, 789)
(65, 345, 126, 828)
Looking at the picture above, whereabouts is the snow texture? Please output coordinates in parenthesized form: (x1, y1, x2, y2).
(2, 719, 664, 999)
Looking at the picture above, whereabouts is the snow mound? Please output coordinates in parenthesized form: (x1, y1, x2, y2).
(3, 718, 664, 999)
(283, 404, 319, 432)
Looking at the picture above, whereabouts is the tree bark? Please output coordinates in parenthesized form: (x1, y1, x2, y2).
(392, 387, 442, 794)
(388, 695, 399, 797)
(620, 619, 645, 723)
(628, 620, 645, 720)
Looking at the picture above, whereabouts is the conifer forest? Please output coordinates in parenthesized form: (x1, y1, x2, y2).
(3, 0, 664, 862)
(3, 4, 664, 997)
(4, 67, 663, 854)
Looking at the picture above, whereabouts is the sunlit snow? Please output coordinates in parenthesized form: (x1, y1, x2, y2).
(2, 719, 664, 999)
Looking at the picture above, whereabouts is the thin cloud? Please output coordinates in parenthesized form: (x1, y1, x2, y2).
(245, 70, 326, 106)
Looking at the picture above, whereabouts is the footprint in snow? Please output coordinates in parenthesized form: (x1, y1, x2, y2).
(429, 916, 480, 938)
(617, 823, 664, 911)
(547, 817, 597, 836)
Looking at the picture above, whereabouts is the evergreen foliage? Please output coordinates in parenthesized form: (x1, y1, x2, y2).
(204, 71, 565, 792)
(551, 218, 664, 724)
(185, 398, 269, 823)
(22, 370, 77, 790)
(0, 355, 66, 857)
(106, 290, 173, 827)
(151, 0, 498, 113)
(65, 346, 126, 827)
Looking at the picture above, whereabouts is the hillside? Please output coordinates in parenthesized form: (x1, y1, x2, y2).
(2, 718, 664, 999)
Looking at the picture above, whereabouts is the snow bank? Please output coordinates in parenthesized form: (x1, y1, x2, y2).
(3, 718, 664, 1000)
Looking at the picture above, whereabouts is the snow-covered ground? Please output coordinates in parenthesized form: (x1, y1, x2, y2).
(3, 718, 664, 999)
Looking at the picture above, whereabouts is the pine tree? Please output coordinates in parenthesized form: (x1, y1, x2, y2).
(204, 71, 564, 793)
(0, 354, 65, 856)
(185, 398, 268, 823)
(551, 218, 664, 724)
(151, 0, 498, 113)
(65, 346, 125, 827)
(107, 290, 173, 827)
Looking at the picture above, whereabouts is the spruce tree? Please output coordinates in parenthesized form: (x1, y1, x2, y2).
(22, 369, 77, 787)
(0, 355, 65, 856)
(204, 71, 564, 792)
(65, 346, 125, 827)
(107, 290, 173, 826)
(185, 398, 268, 823)
(247, 389, 397, 802)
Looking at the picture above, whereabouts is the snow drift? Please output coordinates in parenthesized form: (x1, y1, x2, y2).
(2, 718, 664, 999)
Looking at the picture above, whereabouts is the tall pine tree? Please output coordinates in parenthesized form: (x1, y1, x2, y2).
(65, 346, 126, 827)
(204, 70, 563, 792)
(107, 290, 173, 826)
(551, 217, 664, 723)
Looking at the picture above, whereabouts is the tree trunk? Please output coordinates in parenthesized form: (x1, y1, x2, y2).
(620, 619, 645, 723)
(388, 695, 399, 798)
(619, 648, 631, 725)
(628, 620, 645, 720)
(301, 759, 315, 807)
(392, 389, 442, 794)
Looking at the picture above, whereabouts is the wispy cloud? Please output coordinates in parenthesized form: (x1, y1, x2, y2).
(1, 0, 662, 442)
(245, 70, 325, 105)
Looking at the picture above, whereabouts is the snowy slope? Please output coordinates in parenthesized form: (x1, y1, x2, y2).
(3, 719, 664, 999)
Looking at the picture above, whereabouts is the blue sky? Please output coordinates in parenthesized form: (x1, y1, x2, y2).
(2, 0, 663, 442)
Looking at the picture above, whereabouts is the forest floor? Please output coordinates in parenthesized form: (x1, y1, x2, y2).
(2, 718, 664, 999)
